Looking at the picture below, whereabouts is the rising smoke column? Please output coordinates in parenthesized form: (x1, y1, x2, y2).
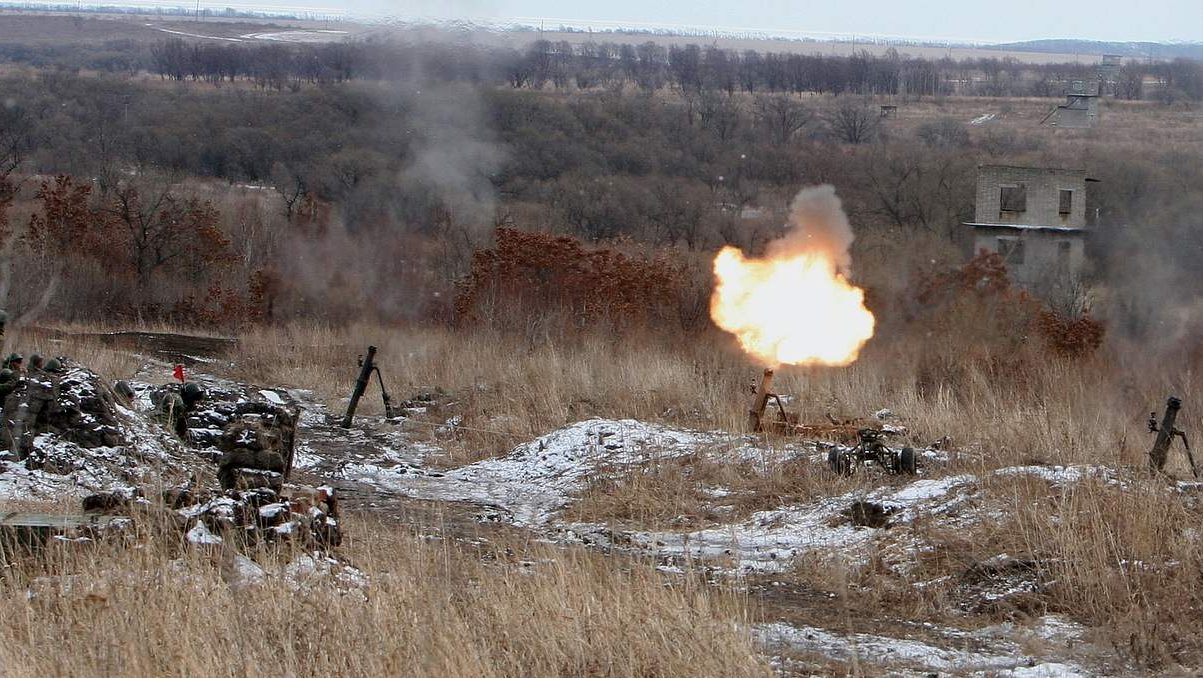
(710, 185, 875, 367)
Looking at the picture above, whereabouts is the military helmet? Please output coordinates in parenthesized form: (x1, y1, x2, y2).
(28, 354, 43, 369)
(182, 381, 205, 401)
(0, 368, 13, 381)
(7, 352, 22, 364)
(43, 357, 62, 373)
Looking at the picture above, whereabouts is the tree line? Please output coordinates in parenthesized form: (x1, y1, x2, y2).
(9, 33, 1203, 101)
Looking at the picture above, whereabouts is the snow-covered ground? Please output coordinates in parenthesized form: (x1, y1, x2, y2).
(0, 367, 193, 501)
(144, 24, 350, 43)
(608, 474, 979, 574)
(757, 615, 1095, 677)
(332, 418, 747, 525)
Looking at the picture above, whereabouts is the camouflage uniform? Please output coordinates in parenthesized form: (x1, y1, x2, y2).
(157, 391, 189, 438)
(0, 368, 18, 401)
(154, 382, 206, 439)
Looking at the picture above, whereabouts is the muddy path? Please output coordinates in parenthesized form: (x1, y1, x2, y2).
(288, 407, 529, 546)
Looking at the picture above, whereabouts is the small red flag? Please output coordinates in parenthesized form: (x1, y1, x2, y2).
(173, 364, 185, 383)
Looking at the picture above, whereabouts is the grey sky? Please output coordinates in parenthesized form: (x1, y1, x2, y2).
(81, 0, 1203, 43)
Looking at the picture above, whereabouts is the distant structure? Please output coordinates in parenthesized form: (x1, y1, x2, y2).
(965, 165, 1097, 289)
(1041, 80, 1100, 128)
(1098, 54, 1123, 96)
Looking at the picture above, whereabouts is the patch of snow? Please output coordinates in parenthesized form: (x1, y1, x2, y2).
(616, 474, 977, 573)
(755, 620, 1092, 676)
(146, 24, 244, 42)
(756, 622, 1015, 672)
(186, 522, 222, 545)
(995, 664, 1091, 678)
(259, 503, 287, 519)
(284, 551, 369, 594)
(970, 113, 997, 125)
(338, 418, 734, 526)
(291, 445, 322, 470)
(0, 376, 192, 502)
(258, 389, 286, 405)
(994, 465, 1110, 485)
(239, 30, 349, 43)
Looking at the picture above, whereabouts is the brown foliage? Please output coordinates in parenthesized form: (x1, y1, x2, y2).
(454, 227, 687, 332)
(100, 183, 234, 287)
(917, 250, 1105, 358)
(27, 175, 93, 253)
(1038, 309, 1105, 357)
(917, 249, 1013, 305)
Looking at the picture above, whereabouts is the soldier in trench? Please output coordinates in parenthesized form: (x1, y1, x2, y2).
(157, 381, 207, 439)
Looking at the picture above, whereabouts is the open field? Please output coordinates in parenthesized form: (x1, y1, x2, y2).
(0, 11, 1113, 62)
(3, 321, 1200, 675)
(0, 11, 360, 44)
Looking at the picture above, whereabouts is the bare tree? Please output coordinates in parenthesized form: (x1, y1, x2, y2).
(861, 145, 974, 235)
(271, 162, 310, 223)
(698, 91, 742, 142)
(99, 177, 231, 292)
(752, 94, 812, 144)
(1116, 63, 1144, 100)
(826, 98, 880, 144)
(916, 117, 970, 149)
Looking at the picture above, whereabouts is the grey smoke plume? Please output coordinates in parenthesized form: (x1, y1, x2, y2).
(767, 185, 855, 272)
(397, 82, 505, 235)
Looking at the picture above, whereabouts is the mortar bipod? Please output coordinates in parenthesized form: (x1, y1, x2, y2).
(340, 346, 398, 428)
(372, 361, 396, 419)
(1149, 396, 1198, 478)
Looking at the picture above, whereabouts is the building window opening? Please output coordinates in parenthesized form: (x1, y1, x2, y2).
(1059, 189, 1073, 215)
(1000, 185, 1027, 213)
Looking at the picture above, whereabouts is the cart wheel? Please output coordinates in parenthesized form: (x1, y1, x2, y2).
(898, 447, 917, 475)
(828, 448, 854, 476)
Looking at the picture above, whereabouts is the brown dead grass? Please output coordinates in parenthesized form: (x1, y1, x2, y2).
(26, 319, 1203, 669)
(230, 321, 1193, 471)
(0, 512, 768, 678)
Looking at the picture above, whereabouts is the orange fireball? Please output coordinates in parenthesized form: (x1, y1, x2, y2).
(710, 246, 875, 367)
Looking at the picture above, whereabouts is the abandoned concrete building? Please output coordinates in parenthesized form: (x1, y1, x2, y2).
(965, 165, 1096, 289)
(1042, 80, 1100, 128)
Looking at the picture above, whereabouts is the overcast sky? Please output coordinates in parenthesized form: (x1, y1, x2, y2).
(82, 0, 1203, 44)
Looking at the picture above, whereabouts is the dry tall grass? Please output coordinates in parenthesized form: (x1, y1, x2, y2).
(22, 318, 1203, 670)
(0, 515, 768, 677)
(231, 321, 1198, 471)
